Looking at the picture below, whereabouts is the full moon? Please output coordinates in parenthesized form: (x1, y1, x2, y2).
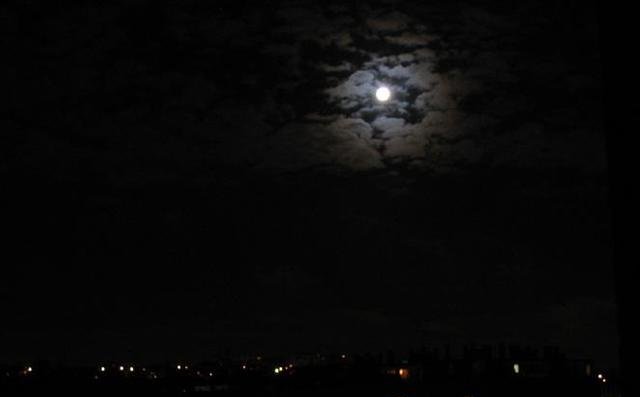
(376, 86, 391, 102)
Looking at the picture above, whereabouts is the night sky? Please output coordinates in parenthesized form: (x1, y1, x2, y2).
(2, 0, 617, 369)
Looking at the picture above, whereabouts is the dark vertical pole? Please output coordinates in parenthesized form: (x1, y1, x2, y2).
(598, 0, 636, 395)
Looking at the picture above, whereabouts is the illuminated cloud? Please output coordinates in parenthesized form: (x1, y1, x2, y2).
(318, 62, 353, 73)
(326, 71, 377, 102)
(384, 131, 429, 159)
(85, 0, 605, 177)
(372, 116, 406, 138)
(260, 118, 383, 171)
(385, 32, 435, 47)
(366, 12, 410, 33)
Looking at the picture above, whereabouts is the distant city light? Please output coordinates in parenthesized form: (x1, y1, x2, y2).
(177, 365, 182, 370)
(513, 363, 520, 374)
(242, 365, 247, 370)
(209, 372, 213, 377)
(129, 366, 134, 372)
(274, 367, 280, 374)
(26, 367, 33, 373)
(119, 366, 124, 372)
(341, 354, 346, 359)
(597, 374, 603, 379)
(100, 366, 106, 372)
(376, 86, 391, 102)
(602, 378, 607, 383)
